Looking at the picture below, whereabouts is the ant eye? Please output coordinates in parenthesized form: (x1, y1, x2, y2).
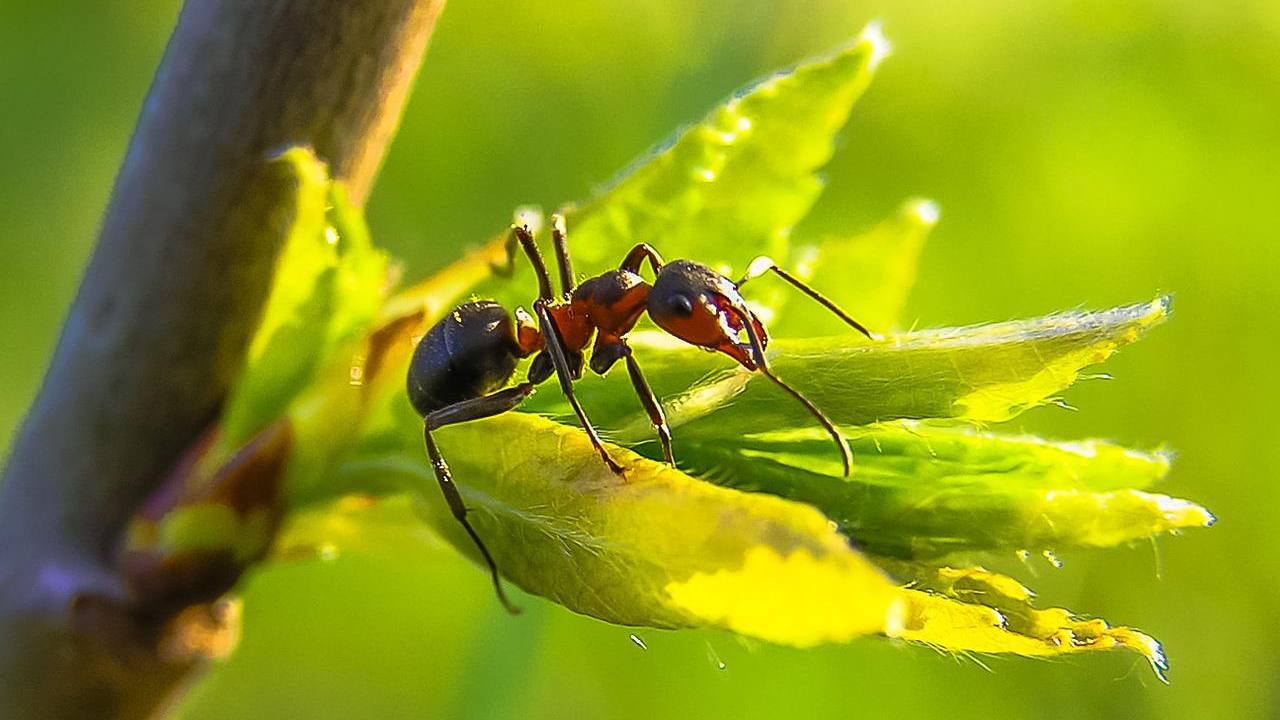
(669, 294, 695, 316)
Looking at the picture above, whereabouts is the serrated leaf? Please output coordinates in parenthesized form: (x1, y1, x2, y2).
(329, 406, 901, 645)
(521, 297, 1171, 440)
(171, 29, 1212, 681)
(469, 24, 884, 304)
(679, 422, 1211, 558)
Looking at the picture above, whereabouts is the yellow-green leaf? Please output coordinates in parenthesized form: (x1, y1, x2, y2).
(218, 147, 387, 459)
(680, 422, 1211, 558)
(329, 407, 901, 645)
(772, 197, 938, 335)
(879, 561, 1169, 680)
(466, 23, 890, 315)
(522, 297, 1171, 436)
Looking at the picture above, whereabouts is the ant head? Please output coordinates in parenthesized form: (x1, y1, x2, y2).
(647, 259, 769, 369)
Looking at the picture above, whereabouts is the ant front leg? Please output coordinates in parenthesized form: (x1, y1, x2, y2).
(533, 302, 624, 475)
(423, 382, 537, 615)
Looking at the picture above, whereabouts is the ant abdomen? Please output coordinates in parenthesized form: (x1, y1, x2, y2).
(407, 301, 523, 417)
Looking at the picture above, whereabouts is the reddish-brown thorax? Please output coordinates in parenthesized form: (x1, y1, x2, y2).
(548, 269, 652, 354)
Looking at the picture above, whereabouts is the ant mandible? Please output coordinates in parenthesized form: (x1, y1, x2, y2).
(406, 215, 874, 613)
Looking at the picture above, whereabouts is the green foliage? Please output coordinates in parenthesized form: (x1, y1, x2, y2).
(523, 298, 1171, 437)
(215, 148, 387, 462)
(187, 25, 1207, 680)
(688, 423, 1210, 559)
(341, 410, 900, 645)
(565, 25, 888, 271)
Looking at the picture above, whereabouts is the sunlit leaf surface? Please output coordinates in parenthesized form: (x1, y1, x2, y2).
(566, 24, 888, 271)
(521, 297, 1171, 437)
(680, 423, 1211, 558)
(879, 561, 1169, 680)
(218, 148, 387, 460)
(333, 409, 901, 645)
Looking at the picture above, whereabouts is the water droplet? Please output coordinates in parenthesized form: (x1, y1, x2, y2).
(325, 227, 340, 245)
(1042, 550, 1063, 569)
(629, 634, 647, 650)
(735, 117, 752, 132)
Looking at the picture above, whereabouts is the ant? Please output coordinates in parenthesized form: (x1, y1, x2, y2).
(407, 214, 874, 613)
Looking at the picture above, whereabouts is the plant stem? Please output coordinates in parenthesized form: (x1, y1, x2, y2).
(0, 1, 444, 717)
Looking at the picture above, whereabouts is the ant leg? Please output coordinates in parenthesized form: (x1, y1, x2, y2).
(620, 345, 674, 465)
(620, 243, 666, 276)
(490, 210, 544, 277)
(422, 382, 537, 615)
(550, 213, 576, 294)
(491, 224, 557, 301)
(737, 256, 875, 340)
(533, 302, 624, 474)
(425, 383, 537, 431)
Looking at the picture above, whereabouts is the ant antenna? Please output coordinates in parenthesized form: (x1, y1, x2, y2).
(738, 256, 876, 340)
(735, 301, 854, 477)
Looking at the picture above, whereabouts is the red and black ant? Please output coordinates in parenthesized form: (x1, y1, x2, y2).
(407, 215, 873, 612)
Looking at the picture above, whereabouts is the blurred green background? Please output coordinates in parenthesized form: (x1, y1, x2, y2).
(2, 1, 1277, 718)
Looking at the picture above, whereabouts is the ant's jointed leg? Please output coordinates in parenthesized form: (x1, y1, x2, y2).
(620, 344, 674, 465)
(549, 213, 576, 294)
(422, 382, 538, 615)
(533, 302, 624, 475)
(620, 243, 665, 276)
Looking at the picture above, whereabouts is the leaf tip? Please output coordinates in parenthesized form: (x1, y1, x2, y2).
(266, 144, 328, 183)
(905, 197, 941, 228)
(858, 20, 893, 71)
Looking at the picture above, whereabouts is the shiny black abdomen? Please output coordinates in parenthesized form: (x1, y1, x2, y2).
(407, 301, 521, 416)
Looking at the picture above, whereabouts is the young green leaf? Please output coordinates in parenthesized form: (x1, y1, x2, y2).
(166, 26, 1211, 681)
(331, 407, 902, 646)
(678, 423, 1211, 558)
(520, 297, 1171, 437)
(217, 147, 387, 462)
(455, 21, 889, 315)
(881, 561, 1169, 680)
(771, 198, 939, 335)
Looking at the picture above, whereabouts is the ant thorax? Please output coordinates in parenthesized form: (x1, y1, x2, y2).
(554, 269, 651, 350)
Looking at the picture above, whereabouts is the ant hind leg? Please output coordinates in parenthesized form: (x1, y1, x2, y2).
(422, 382, 537, 615)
